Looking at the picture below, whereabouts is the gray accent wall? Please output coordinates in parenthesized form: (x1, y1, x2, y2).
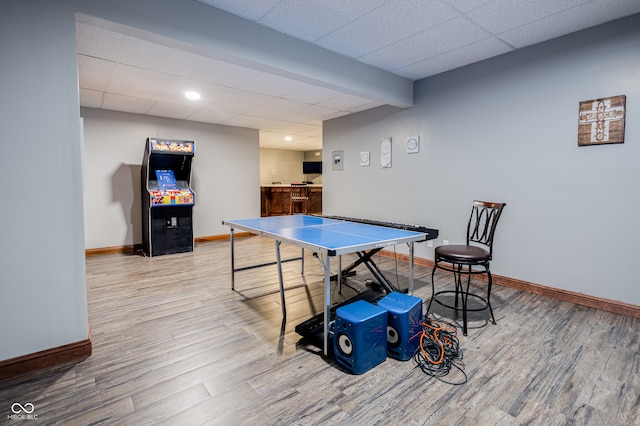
(323, 14, 640, 305)
(0, 0, 88, 360)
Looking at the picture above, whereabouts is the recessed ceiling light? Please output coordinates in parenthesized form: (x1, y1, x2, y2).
(284, 136, 293, 141)
(185, 91, 201, 100)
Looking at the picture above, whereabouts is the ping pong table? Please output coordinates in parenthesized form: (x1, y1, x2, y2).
(222, 214, 427, 356)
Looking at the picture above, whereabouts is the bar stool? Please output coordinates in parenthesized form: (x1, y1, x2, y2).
(427, 200, 506, 335)
(290, 183, 310, 214)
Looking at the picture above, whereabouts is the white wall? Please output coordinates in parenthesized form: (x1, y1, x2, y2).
(82, 108, 259, 249)
(323, 14, 640, 306)
(260, 149, 305, 186)
(0, 0, 88, 360)
(259, 149, 323, 186)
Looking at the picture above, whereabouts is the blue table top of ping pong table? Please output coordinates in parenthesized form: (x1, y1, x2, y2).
(222, 215, 427, 256)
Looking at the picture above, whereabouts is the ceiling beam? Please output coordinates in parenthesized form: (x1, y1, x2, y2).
(74, 0, 414, 108)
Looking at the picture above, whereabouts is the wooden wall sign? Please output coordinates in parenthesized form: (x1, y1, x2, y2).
(578, 95, 626, 146)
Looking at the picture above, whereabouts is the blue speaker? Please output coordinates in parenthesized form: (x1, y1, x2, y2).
(377, 292, 423, 361)
(333, 300, 387, 374)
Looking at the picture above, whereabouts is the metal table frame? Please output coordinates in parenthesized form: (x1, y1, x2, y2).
(222, 216, 426, 356)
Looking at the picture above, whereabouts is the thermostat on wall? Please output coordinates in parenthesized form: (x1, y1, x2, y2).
(360, 151, 370, 166)
(406, 136, 420, 154)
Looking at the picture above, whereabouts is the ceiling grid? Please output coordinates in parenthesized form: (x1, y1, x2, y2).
(77, 0, 640, 150)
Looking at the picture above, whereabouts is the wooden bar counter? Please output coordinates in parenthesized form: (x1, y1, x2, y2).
(261, 184, 322, 216)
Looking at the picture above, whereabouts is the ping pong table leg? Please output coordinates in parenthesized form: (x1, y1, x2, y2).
(230, 227, 235, 291)
(274, 240, 287, 319)
(338, 255, 342, 293)
(324, 254, 331, 357)
(409, 241, 415, 295)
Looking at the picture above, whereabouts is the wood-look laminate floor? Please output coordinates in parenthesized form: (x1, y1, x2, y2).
(1, 236, 639, 425)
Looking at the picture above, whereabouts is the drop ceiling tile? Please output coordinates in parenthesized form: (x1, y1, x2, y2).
(289, 137, 322, 151)
(147, 102, 202, 120)
(187, 108, 236, 124)
(76, 22, 124, 61)
(260, 129, 298, 140)
(102, 93, 156, 114)
(265, 122, 319, 135)
(395, 36, 512, 79)
(77, 55, 114, 91)
(159, 78, 220, 105)
(186, 55, 262, 88)
(500, 0, 640, 48)
(442, 0, 494, 13)
(218, 114, 266, 128)
(249, 117, 301, 130)
(466, 0, 592, 34)
(196, 0, 281, 21)
(360, 16, 490, 72)
(79, 88, 104, 108)
(248, 98, 339, 121)
(243, 98, 304, 120)
(201, 86, 273, 114)
(115, 36, 195, 78)
(603, 0, 640, 16)
(260, 130, 320, 151)
(107, 64, 180, 101)
(316, 0, 459, 58)
(297, 125, 323, 137)
(257, 0, 388, 42)
(259, 140, 288, 151)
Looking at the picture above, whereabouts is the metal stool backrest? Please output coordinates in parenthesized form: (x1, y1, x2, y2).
(466, 200, 506, 260)
(290, 183, 310, 201)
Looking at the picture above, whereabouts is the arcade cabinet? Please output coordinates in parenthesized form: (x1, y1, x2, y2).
(141, 138, 195, 257)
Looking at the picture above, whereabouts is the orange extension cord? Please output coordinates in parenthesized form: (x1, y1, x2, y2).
(413, 316, 467, 385)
